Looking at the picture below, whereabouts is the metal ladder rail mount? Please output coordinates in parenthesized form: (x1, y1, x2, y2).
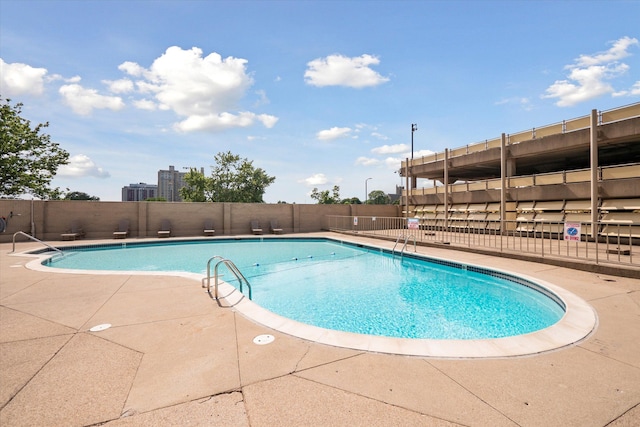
(205, 255, 252, 300)
(11, 231, 63, 255)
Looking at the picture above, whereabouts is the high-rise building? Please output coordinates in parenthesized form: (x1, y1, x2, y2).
(121, 183, 158, 201)
(157, 166, 186, 202)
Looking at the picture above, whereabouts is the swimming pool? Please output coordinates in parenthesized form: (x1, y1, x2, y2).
(45, 237, 564, 338)
(30, 236, 597, 357)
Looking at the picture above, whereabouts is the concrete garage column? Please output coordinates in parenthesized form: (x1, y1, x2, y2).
(444, 148, 449, 229)
(590, 109, 599, 238)
(506, 158, 516, 176)
(500, 133, 507, 234)
(405, 157, 410, 219)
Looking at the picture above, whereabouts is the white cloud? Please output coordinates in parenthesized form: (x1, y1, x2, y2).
(385, 157, 402, 169)
(355, 157, 380, 166)
(45, 73, 81, 85)
(254, 89, 269, 106)
(575, 36, 638, 66)
(133, 98, 157, 110)
(59, 84, 125, 115)
(316, 126, 352, 141)
(304, 54, 390, 88)
(542, 36, 639, 107)
(371, 144, 409, 155)
(57, 154, 110, 178)
(301, 173, 328, 186)
(118, 46, 276, 132)
(118, 61, 145, 77)
(370, 132, 389, 140)
(135, 80, 159, 95)
(174, 111, 278, 132)
(613, 80, 640, 97)
(104, 78, 134, 94)
(495, 97, 533, 111)
(0, 59, 48, 96)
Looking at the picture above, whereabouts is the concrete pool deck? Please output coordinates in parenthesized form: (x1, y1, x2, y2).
(1, 232, 639, 426)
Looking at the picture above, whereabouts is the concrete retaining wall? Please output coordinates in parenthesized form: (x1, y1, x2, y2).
(0, 200, 400, 242)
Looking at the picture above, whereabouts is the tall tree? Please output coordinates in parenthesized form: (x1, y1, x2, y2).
(0, 98, 69, 198)
(180, 168, 208, 202)
(180, 151, 275, 203)
(310, 185, 341, 204)
(341, 197, 362, 204)
(64, 191, 100, 201)
(367, 190, 391, 205)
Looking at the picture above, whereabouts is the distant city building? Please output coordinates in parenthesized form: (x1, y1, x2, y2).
(157, 165, 204, 202)
(157, 166, 185, 202)
(121, 183, 157, 201)
(388, 185, 404, 204)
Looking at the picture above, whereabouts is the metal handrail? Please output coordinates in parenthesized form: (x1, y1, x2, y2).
(393, 234, 416, 258)
(11, 231, 63, 255)
(205, 255, 252, 300)
(401, 234, 417, 256)
(392, 234, 404, 253)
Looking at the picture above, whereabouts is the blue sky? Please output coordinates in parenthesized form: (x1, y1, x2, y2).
(1, 0, 639, 203)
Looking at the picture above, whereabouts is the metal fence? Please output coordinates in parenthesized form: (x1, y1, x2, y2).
(327, 215, 638, 268)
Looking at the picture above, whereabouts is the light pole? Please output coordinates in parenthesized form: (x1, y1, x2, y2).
(364, 177, 372, 204)
(411, 123, 418, 159)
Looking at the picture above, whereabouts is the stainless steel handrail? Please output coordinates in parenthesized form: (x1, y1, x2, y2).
(392, 234, 403, 253)
(393, 233, 416, 258)
(205, 255, 252, 300)
(11, 231, 63, 255)
(400, 234, 417, 257)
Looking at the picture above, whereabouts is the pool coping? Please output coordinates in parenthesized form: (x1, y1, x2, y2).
(17, 235, 599, 359)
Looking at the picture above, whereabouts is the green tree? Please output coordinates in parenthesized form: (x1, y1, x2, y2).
(367, 190, 391, 205)
(310, 185, 341, 204)
(341, 197, 361, 204)
(181, 151, 275, 203)
(64, 191, 100, 201)
(0, 98, 69, 198)
(180, 168, 208, 202)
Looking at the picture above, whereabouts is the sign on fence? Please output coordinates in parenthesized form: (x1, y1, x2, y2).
(407, 218, 419, 230)
(353, 216, 358, 226)
(564, 222, 581, 241)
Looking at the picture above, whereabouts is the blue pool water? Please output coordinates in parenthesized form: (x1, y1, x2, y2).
(44, 238, 564, 340)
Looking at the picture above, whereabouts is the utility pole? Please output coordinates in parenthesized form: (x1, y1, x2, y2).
(411, 123, 417, 159)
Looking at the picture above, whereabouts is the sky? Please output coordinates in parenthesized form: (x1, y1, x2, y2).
(1, 0, 639, 203)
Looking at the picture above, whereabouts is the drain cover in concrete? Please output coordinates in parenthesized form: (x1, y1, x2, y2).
(253, 334, 275, 345)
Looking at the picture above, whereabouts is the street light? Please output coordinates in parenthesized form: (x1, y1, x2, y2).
(411, 123, 418, 159)
(365, 177, 372, 204)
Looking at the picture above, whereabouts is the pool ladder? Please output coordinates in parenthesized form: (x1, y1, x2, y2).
(392, 234, 416, 258)
(11, 231, 64, 255)
(204, 255, 252, 300)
